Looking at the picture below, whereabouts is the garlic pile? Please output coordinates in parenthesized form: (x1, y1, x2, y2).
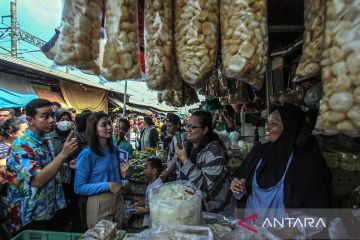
(145, 0, 175, 91)
(101, 0, 141, 81)
(315, 0, 360, 135)
(221, 0, 268, 90)
(55, 0, 102, 74)
(175, 0, 218, 89)
(294, 0, 325, 81)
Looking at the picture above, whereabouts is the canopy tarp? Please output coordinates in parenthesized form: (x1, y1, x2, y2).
(0, 72, 38, 108)
(34, 89, 69, 109)
(60, 80, 108, 112)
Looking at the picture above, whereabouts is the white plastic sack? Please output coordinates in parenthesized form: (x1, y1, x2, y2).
(149, 181, 203, 228)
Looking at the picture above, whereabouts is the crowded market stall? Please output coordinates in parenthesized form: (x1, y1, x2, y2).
(1, 0, 360, 239)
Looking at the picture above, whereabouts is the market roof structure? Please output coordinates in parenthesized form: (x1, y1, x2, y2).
(0, 53, 125, 93)
(0, 53, 177, 113)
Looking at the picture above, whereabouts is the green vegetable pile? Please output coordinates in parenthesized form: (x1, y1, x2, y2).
(128, 148, 165, 183)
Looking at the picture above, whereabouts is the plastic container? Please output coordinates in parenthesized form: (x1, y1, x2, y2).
(12, 230, 82, 240)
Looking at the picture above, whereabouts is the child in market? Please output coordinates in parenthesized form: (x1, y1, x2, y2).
(134, 157, 163, 227)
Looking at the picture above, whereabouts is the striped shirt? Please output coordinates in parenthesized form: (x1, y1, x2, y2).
(179, 141, 233, 214)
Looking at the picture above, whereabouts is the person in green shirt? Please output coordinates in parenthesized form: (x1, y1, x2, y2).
(116, 118, 133, 159)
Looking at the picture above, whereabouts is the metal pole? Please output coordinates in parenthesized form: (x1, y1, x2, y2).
(265, 53, 272, 117)
(123, 80, 127, 116)
(10, 1, 17, 57)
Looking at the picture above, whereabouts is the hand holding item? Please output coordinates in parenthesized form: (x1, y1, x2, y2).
(230, 178, 246, 194)
(108, 182, 122, 194)
(134, 207, 148, 215)
(120, 161, 129, 178)
(61, 131, 78, 158)
(175, 145, 188, 164)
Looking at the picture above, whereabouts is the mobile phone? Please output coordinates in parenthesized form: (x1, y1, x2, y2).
(175, 132, 182, 149)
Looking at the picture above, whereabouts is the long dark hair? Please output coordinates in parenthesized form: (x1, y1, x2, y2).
(143, 116, 154, 127)
(186, 111, 223, 163)
(117, 118, 130, 144)
(86, 112, 113, 156)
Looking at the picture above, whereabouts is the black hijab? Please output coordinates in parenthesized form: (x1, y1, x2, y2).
(256, 104, 305, 188)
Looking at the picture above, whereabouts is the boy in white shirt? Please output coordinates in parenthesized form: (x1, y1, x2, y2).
(134, 157, 163, 227)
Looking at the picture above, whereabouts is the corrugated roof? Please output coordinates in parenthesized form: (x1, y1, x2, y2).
(0, 53, 177, 113)
(0, 53, 124, 93)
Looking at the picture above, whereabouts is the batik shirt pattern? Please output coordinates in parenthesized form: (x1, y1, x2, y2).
(5, 129, 66, 231)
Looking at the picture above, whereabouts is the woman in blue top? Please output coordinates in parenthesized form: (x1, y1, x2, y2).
(74, 112, 123, 229)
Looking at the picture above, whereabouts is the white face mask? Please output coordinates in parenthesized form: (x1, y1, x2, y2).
(57, 121, 73, 132)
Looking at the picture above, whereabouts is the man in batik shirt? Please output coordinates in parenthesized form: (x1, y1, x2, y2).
(6, 99, 78, 233)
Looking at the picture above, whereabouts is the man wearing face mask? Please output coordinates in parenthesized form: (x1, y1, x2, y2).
(49, 109, 74, 156)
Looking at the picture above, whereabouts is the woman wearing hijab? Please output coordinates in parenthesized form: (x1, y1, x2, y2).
(231, 104, 335, 221)
(175, 111, 235, 216)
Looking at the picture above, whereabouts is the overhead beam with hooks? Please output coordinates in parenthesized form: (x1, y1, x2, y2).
(17, 29, 45, 48)
(1, 1, 46, 56)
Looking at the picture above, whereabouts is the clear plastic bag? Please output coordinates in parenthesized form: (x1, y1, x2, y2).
(157, 59, 196, 107)
(304, 82, 322, 110)
(149, 181, 203, 228)
(202, 212, 236, 239)
(134, 225, 213, 240)
(314, 0, 360, 136)
(201, 69, 232, 99)
(294, 0, 325, 82)
(55, 0, 102, 74)
(221, 226, 280, 240)
(222, 80, 250, 104)
(221, 0, 268, 90)
(175, 0, 219, 89)
(79, 219, 117, 240)
(184, 82, 200, 106)
(158, 78, 199, 107)
(101, 0, 141, 81)
(200, 70, 221, 99)
(144, 0, 176, 91)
